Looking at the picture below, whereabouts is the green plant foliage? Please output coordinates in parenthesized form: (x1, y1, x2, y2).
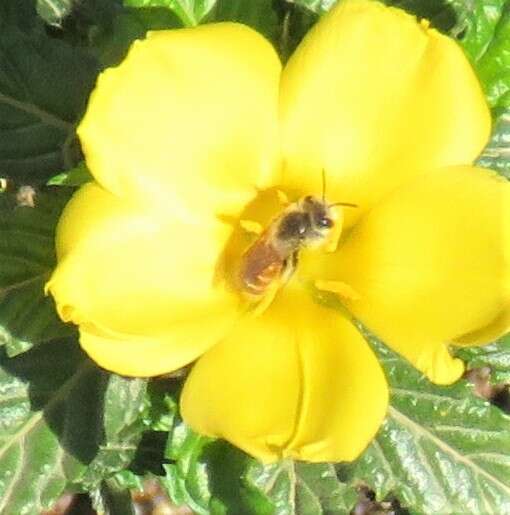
(207, 0, 279, 43)
(90, 477, 137, 515)
(0, 0, 40, 30)
(46, 162, 93, 187)
(91, 7, 183, 68)
(449, 0, 508, 65)
(161, 420, 216, 513)
(0, 338, 147, 514)
(460, 0, 510, 178)
(161, 418, 277, 514)
(245, 461, 358, 515)
(477, 106, 510, 179)
(340, 336, 510, 514)
(457, 335, 510, 384)
(0, 188, 75, 356)
(0, 2, 99, 182)
(36, 0, 74, 26)
(123, 0, 216, 26)
(291, 0, 336, 14)
(159, 408, 358, 514)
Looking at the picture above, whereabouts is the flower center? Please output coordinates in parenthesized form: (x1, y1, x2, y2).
(218, 188, 350, 315)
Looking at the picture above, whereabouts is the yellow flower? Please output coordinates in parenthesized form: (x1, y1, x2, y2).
(46, 0, 510, 463)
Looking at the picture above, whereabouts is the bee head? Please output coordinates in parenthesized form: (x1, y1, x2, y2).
(302, 196, 335, 234)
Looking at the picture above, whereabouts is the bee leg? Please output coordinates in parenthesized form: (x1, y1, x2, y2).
(315, 280, 361, 301)
(239, 219, 264, 235)
(281, 252, 298, 283)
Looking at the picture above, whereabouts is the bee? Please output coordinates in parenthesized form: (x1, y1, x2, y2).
(238, 189, 356, 302)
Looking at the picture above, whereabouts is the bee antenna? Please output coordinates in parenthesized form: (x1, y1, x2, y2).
(329, 201, 358, 208)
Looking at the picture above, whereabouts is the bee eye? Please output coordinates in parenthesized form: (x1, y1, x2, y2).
(318, 217, 333, 228)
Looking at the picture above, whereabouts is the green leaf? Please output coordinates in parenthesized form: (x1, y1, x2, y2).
(289, 0, 336, 15)
(36, 0, 73, 26)
(46, 162, 93, 187)
(457, 335, 510, 384)
(207, 0, 279, 43)
(201, 442, 276, 515)
(160, 414, 357, 514)
(123, 0, 216, 26)
(161, 418, 214, 514)
(457, 2, 510, 180)
(77, 374, 148, 489)
(91, 7, 183, 68)
(110, 469, 145, 492)
(0, 188, 75, 356)
(449, 0, 507, 64)
(142, 381, 180, 432)
(91, 477, 136, 515)
(162, 415, 275, 514)
(476, 106, 510, 179)
(0, 338, 147, 513)
(0, 0, 40, 31)
(343, 336, 510, 514)
(0, 22, 99, 182)
(455, 1, 510, 180)
(469, 6, 510, 107)
(246, 461, 357, 515)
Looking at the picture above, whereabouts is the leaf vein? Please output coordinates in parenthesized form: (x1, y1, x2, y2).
(42, 0, 63, 17)
(0, 92, 72, 132)
(0, 438, 24, 513)
(372, 439, 395, 482)
(0, 273, 49, 296)
(391, 387, 467, 405)
(413, 435, 452, 512)
(388, 406, 510, 497)
(433, 425, 506, 437)
(0, 362, 92, 464)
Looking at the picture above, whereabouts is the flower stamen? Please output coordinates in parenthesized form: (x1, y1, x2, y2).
(315, 279, 361, 301)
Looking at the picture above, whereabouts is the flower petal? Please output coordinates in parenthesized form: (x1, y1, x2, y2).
(181, 288, 388, 463)
(47, 182, 240, 376)
(323, 166, 510, 385)
(77, 320, 231, 377)
(280, 0, 490, 226)
(78, 23, 281, 219)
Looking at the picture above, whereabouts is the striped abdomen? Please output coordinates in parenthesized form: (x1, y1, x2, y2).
(238, 239, 285, 296)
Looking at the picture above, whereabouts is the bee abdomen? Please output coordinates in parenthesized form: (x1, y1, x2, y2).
(244, 262, 283, 295)
(238, 241, 284, 296)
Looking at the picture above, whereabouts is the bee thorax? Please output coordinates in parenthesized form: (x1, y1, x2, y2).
(237, 195, 336, 298)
